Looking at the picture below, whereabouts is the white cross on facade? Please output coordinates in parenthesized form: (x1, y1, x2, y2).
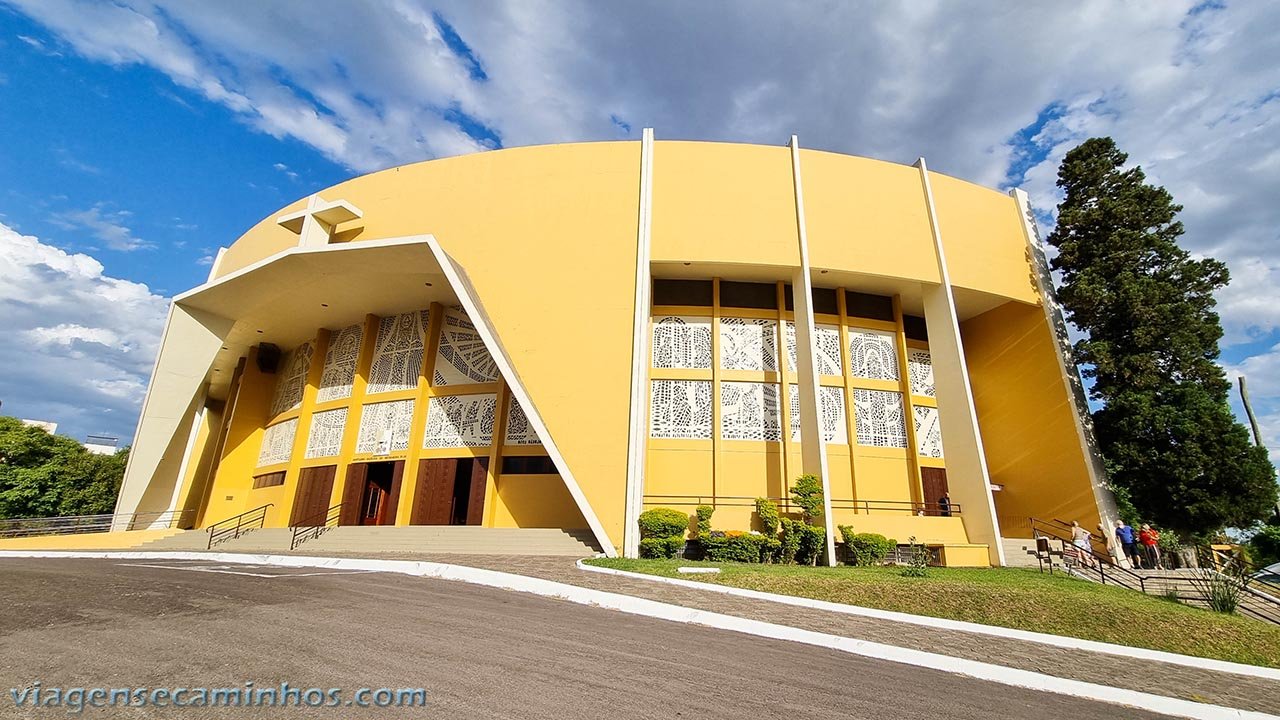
(276, 194, 363, 248)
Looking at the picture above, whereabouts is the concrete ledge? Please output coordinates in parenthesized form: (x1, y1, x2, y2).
(0, 550, 1272, 720)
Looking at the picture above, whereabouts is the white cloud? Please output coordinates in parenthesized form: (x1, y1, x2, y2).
(0, 221, 168, 442)
(50, 204, 153, 252)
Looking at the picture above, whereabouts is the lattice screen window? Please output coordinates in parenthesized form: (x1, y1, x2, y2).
(423, 393, 497, 449)
(256, 418, 298, 467)
(504, 399, 540, 446)
(434, 306, 499, 386)
(317, 323, 363, 403)
(367, 310, 429, 394)
(304, 408, 348, 459)
(907, 349, 935, 397)
(852, 389, 908, 448)
(650, 379, 713, 439)
(914, 406, 944, 458)
(784, 322, 843, 376)
(355, 399, 415, 455)
(849, 329, 901, 381)
(720, 381, 783, 441)
(720, 317, 780, 372)
(651, 316, 712, 369)
(788, 385, 848, 444)
(268, 342, 314, 417)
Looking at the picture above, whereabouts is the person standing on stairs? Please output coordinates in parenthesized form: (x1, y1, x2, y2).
(1070, 521, 1095, 569)
(1115, 520, 1141, 569)
(1139, 524, 1163, 570)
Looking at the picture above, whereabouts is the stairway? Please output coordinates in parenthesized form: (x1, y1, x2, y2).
(133, 526, 600, 557)
(1000, 537, 1057, 570)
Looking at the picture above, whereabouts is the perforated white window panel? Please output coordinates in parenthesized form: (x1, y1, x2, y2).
(504, 400, 540, 446)
(317, 323, 363, 403)
(651, 316, 712, 369)
(908, 349, 935, 397)
(720, 381, 782, 441)
(785, 322, 843, 376)
(268, 342, 314, 417)
(649, 379, 712, 439)
(914, 405, 944, 458)
(355, 399, 415, 455)
(852, 389, 907, 448)
(423, 393, 497, 449)
(788, 385, 848, 444)
(304, 408, 348, 459)
(367, 310, 429, 395)
(434, 307, 499, 386)
(849, 329, 901, 381)
(720, 317, 780, 372)
(257, 418, 298, 467)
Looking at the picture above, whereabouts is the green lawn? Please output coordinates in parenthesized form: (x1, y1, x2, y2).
(585, 558, 1280, 668)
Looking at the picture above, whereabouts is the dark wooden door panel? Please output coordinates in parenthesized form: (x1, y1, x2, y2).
(417, 458, 458, 525)
(290, 465, 336, 526)
(921, 467, 949, 516)
(466, 457, 489, 526)
(340, 463, 368, 526)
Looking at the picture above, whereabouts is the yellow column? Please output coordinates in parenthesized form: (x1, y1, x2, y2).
(836, 289, 861, 509)
(483, 381, 510, 526)
(329, 314, 382, 513)
(710, 278, 722, 505)
(279, 329, 330, 525)
(892, 295, 925, 507)
(775, 282, 793, 495)
(397, 303, 444, 525)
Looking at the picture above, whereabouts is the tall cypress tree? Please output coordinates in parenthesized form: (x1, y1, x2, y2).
(1046, 137, 1276, 537)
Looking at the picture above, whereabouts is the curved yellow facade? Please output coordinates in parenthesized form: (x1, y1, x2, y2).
(117, 139, 1117, 566)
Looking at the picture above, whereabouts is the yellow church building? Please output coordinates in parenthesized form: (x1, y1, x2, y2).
(113, 134, 1120, 566)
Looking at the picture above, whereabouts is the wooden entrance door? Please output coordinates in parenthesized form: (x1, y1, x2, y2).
(290, 465, 336, 526)
(921, 467, 950, 516)
(340, 461, 403, 526)
(413, 457, 488, 526)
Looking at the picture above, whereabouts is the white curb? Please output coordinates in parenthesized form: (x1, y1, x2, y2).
(577, 559, 1280, 682)
(0, 550, 1273, 720)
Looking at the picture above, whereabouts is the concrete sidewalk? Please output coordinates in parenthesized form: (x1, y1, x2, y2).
(265, 551, 1280, 715)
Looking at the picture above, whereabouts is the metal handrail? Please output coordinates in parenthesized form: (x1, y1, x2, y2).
(0, 509, 194, 537)
(289, 504, 343, 551)
(641, 494, 961, 516)
(206, 504, 273, 549)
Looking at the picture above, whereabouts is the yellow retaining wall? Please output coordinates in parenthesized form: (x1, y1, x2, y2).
(0, 528, 182, 550)
(491, 475, 588, 529)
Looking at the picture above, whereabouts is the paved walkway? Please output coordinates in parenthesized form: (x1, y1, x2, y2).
(257, 550, 1280, 715)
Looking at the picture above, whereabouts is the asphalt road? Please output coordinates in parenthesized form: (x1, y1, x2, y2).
(0, 559, 1168, 719)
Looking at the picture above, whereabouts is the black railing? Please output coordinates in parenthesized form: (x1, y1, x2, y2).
(206, 504, 273, 549)
(289, 504, 343, 551)
(641, 495, 961, 516)
(0, 509, 194, 538)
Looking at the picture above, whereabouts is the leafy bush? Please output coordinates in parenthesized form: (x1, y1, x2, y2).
(900, 536, 930, 577)
(695, 505, 714, 539)
(840, 529, 897, 566)
(638, 508, 690, 539)
(791, 474, 825, 522)
(755, 497, 780, 536)
(702, 531, 779, 563)
(795, 524, 826, 566)
(639, 536, 685, 559)
(778, 518, 803, 564)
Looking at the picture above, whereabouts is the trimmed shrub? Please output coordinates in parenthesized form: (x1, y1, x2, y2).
(639, 536, 685, 559)
(795, 524, 827, 566)
(755, 497, 780, 536)
(778, 518, 803, 564)
(702, 531, 779, 563)
(840, 529, 897, 566)
(791, 474, 825, 522)
(638, 508, 690, 539)
(695, 505, 714, 539)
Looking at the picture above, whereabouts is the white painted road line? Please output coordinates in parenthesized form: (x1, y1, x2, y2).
(2, 550, 1273, 720)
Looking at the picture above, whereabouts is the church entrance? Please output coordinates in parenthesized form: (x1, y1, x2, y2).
(411, 457, 488, 525)
(340, 461, 404, 526)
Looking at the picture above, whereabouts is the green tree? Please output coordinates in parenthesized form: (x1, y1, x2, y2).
(1045, 138, 1276, 537)
(0, 416, 127, 518)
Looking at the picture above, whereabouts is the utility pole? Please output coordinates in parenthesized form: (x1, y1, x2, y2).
(1239, 376, 1265, 448)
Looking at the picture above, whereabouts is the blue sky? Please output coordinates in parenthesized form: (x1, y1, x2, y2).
(0, 1, 1277, 469)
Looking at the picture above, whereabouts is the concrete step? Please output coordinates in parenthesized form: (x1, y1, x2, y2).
(999, 537, 1044, 569)
(132, 526, 599, 556)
